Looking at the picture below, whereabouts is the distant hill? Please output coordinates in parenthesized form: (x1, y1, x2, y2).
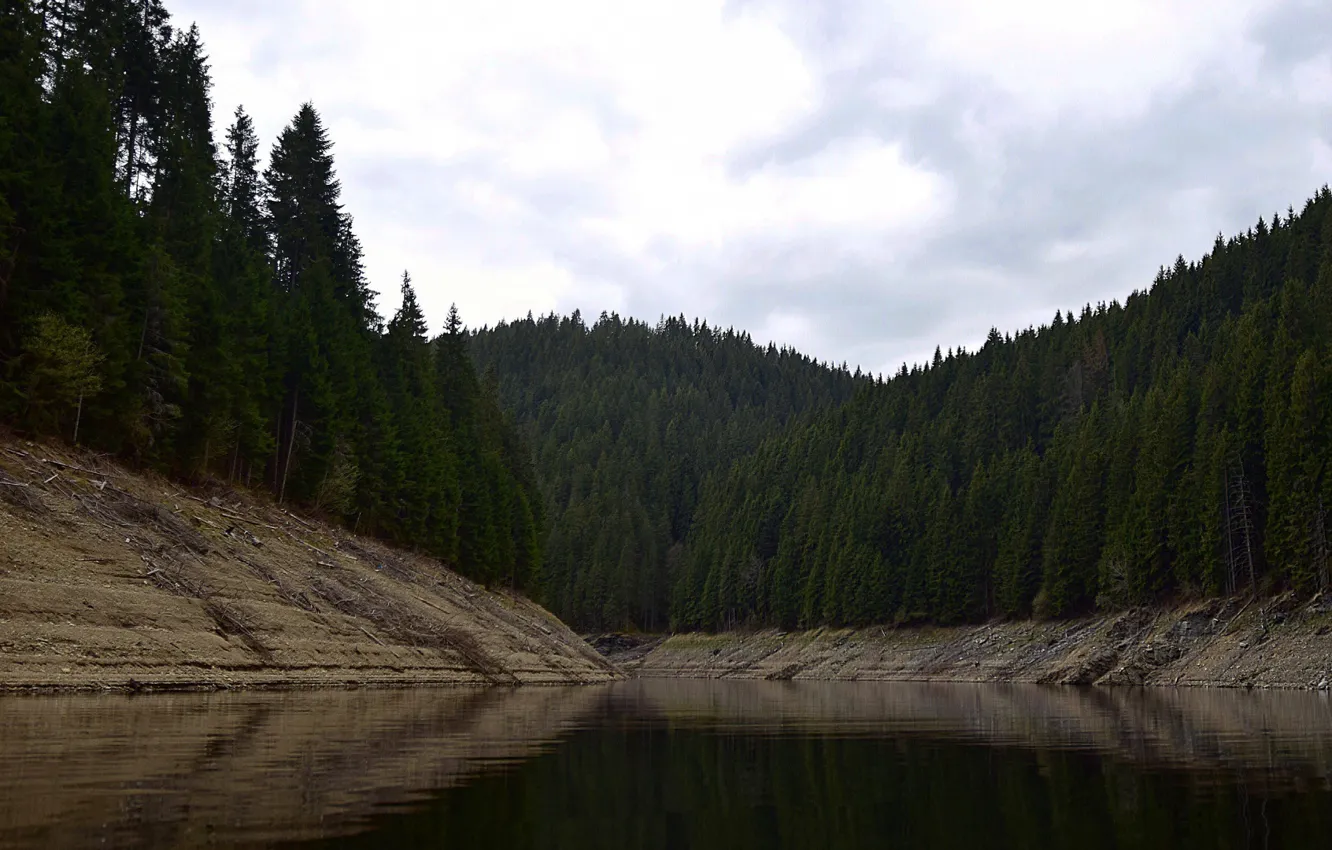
(471, 313, 861, 630)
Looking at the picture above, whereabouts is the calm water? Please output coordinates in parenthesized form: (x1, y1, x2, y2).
(2, 681, 1331, 849)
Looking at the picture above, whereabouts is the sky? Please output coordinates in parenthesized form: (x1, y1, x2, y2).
(172, 0, 1332, 376)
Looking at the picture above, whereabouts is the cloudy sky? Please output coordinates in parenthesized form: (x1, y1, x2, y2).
(173, 0, 1332, 376)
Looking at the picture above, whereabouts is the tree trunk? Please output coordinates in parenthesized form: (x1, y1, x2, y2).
(279, 386, 299, 504)
(72, 392, 83, 444)
(124, 111, 138, 198)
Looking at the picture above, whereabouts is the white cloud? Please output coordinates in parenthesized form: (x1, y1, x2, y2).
(595, 135, 948, 257)
(1290, 54, 1332, 104)
(919, 0, 1270, 111)
(174, 0, 1325, 370)
(182, 0, 846, 324)
(781, 0, 1278, 119)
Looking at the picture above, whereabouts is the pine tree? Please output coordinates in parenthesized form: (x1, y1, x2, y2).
(210, 107, 277, 482)
(0, 0, 49, 371)
(150, 23, 217, 470)
(265, 103, 369, 504)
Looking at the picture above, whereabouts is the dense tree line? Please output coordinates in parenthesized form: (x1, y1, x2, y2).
(677, 193, 1332, 630)
(471, 314, 860, 630)
(0, 1, 540, 588)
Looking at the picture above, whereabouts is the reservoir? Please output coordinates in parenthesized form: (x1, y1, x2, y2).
(2, 681, 1330, 848)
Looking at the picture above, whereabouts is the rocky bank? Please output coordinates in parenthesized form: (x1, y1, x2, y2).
(626, 596, 1332, 689)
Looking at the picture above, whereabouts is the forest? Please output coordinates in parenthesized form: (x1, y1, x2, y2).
(671, 199, 1332, 629)
(471, 314, 859, 630)
(6, 1, 1332, 637)
(476, 198, 1332, 632)
(0, 1, 542, 589)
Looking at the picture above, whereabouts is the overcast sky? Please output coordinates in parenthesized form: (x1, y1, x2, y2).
(172, 0, 1332, 376)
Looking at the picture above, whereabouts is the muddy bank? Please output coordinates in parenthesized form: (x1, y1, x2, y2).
(631, 596, 1332, 689)
(0, 439, 617, 691)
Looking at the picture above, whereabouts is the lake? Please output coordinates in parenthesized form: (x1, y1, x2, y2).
(1, 681, 1330, 848)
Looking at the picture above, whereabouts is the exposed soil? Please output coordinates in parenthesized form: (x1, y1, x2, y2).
(0, 436, 618, 691)
(632, 596, 1332, 689)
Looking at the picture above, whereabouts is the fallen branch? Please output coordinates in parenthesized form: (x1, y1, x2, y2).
(358, 625, 387, 647)
(40, 457, 111, 478)
(408, 592, 454, 618)
(218, 509, 277, 530)
(0, 481, 29, 488)
(179, 492, 279, 529)
(281, 509, 319, 531)
(1221, 596, 1256, 635)
(283, 529, 339, 562)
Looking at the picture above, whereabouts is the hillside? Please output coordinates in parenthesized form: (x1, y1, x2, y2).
(471, 313, 861, 631)
(0, 435, 616, 690)
(675, 192, 1332, 631)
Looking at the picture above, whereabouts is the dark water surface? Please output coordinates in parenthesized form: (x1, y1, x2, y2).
(2, 681, 1331, 849)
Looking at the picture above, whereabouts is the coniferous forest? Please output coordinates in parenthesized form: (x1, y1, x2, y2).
(476, 199, 1332, 632)
(670, 202, 1332, 630)
(6, 2, 1332, 636)
(470, 315, 860, 630)
(0, 2, 542, 589)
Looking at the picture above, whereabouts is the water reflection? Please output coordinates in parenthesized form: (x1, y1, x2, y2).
(610, 680, 1332, 788)
(0, 687, 601, 848)
(1, 682, 1330, 848)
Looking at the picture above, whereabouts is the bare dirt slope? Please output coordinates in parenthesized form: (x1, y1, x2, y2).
(632, 596, 1332, 689)
(0, 437, 617, 690)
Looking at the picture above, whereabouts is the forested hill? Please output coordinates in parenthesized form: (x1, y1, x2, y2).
(0, 3, 541, 589)
(678, 192, 1332, 631)
(471, 314, 861, 630)
(9, 4, 1332, 643)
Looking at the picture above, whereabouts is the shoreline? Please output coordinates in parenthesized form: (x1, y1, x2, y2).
(615, 595, 1332, 690)
(0, 671, 609, 695)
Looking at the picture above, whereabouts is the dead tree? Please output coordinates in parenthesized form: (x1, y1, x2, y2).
(1314, 495, 1330, 592)
(1228, 462, 1257, 595)
(1223, 466, 1237, 596)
